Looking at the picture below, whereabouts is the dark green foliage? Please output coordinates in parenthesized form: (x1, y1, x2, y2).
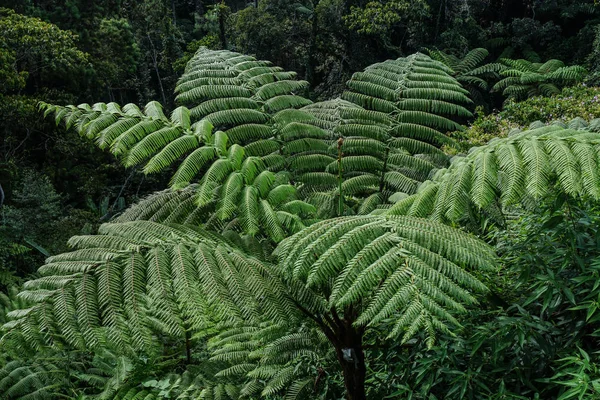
(365, 196, 600, 399)
(493, 58, 587, 101)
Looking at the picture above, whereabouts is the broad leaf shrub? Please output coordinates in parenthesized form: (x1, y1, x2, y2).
(502, 85, 600, 125)
(449, 85, 600, 150)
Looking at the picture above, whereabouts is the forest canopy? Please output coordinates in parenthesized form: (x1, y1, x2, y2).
(2, 1, 600, 399)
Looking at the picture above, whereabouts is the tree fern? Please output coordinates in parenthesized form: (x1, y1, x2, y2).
(492, 58, 586, 101)
(4, 213, 498, 398)
(278, 214, 495, 345)
(22, 48, 571, 400)
(41, 47, 313, 185)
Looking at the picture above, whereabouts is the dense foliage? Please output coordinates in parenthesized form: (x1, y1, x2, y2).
(3, 1, 600, 399)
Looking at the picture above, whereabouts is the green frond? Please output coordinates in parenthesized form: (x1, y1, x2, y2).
(190, 97, 259, 120)
(239, 186, 260, 236)
(216, 173, 245, 219)
(455, 48, 489, 75)
(280, 215, 495, 344)
(204, 109, 269, 127)
(170, 147, 218, 188)
(390, 123, 455, 146)
(326, 156, 384, 174)
(143, 135, 200, 174)
(263, 95, 313, 113)
(254, 80, 309, 101)
(226, 124, 273, 144)
(110, 119, 168, 156)
(125, 126, 185, 167)
(144, 101, 168, 121)
(388, 126, 600, 222)
(176, 85, 254, 106)
(243, 139, 280, 157)
(280, 122, 331, 141)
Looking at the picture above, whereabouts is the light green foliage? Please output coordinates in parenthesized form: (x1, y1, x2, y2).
(446, 107, 518, 151)
(389, 123, 600, 224)
(279, 215, 495, 347)
(449, 86, 600, 150)
(501, 85, 600, 126)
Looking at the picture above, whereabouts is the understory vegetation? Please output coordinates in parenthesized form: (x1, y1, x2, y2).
(3, 1, 600, 399)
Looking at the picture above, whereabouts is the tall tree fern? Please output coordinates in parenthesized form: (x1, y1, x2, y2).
(427, 47, 505, 107)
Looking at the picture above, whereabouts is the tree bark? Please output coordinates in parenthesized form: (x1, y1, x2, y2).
(292, 302, 367, 400)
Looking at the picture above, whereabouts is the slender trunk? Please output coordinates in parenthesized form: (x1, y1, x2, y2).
(146, 33, 168, 106)
(334, 326, 366, 400)
(292, 302, 367, 399)
(184, 328, 192, 363)
(218, 4, 227, 49)
(306, 9, 318, 86)
(434, 0, 444, 41)
(172, 0, 177, 26)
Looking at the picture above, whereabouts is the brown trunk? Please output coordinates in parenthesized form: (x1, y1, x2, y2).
(146, 33, 168, 106)
(338, 347, 366, 400)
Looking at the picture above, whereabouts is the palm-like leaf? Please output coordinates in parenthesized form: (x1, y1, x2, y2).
(389, 123, 600, 223)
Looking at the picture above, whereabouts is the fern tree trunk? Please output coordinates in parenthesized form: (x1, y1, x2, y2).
(334, 326, 367, 400)
(295, 302, 367, 399)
